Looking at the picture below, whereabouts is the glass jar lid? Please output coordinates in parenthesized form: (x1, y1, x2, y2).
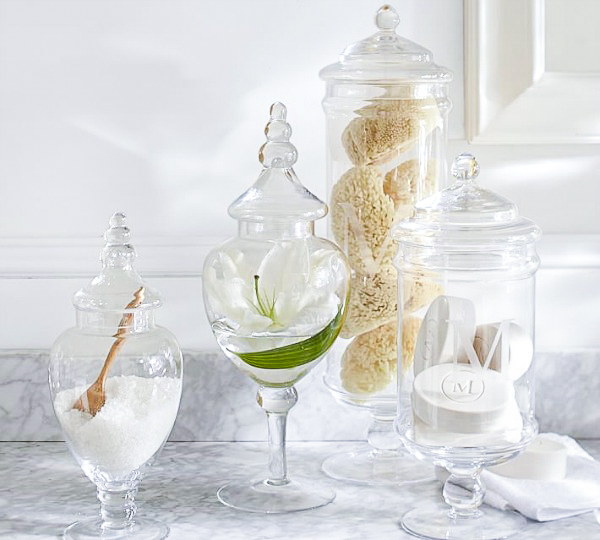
(228, 102, 327, 222)
(73, 213, 161, 312)
(319, 4, 452, 84)
(392, 154, 542, 249)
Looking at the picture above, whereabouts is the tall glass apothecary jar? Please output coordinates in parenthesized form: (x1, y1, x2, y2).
(320, 4, 452, 485)
(202, 103, 350, 513)
(49, 213, 183, 540)
(393, 154, 541, 540)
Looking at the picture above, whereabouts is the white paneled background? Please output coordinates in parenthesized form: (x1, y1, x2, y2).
(0, 0, 598, 353)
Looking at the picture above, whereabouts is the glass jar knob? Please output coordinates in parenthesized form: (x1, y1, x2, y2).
(450, 153, 480, 183)
(101, 212, 135, 267)
(375, 4, 400, 32)
(259, 102, 297, 169)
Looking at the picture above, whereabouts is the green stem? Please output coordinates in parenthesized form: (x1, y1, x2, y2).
(254, 275, 267, 316)
(253, 275, 276, 321)
(233, 306, 346, 370)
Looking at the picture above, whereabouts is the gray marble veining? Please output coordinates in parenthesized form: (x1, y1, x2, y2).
(535, 351, 600, 438)
(0, 351, 60, 442)
(1, 349, 599, 442)
(1, 440, 599, 539)
(0, 350, 371, 442)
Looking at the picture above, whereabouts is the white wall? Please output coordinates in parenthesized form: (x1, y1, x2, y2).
(0, 0, 463, 239)
(0, 0, 598, 352)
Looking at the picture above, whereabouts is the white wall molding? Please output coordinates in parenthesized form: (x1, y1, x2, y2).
(0, 233, 597, 278)
(0, 235, 225, 278)
(0, 235, 226, 349)
(0, 233, 597, 351)
(465, 0, 600, 144)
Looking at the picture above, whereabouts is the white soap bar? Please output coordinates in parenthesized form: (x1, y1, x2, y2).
(413, 363, 518, 434)
(488, 435, 567, 480)
(413, 414, 524, 448)
(413, 295, 476, 376)
(458, 322, 533, 381)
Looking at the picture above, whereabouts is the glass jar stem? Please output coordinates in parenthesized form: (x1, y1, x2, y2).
(442, 466, 485, 518)
(256, 386, 298, 486)
(97, 487, 137, 530)
(367, 412, 402, 456)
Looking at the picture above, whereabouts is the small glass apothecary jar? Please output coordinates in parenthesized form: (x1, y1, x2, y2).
(393, 154, 541, 540)
(320, 3, 452, 485)
(49, 213, 182, 540)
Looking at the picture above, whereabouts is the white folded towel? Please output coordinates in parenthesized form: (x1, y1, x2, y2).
(482, 433, 600, 521)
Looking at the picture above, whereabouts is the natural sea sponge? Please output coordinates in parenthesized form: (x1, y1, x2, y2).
(341, 265, 442, 339)
(331, 166, 396, 273)
(383, 159, 439, 221)
(340, 316, 423, 394)
(404, 275, 444, 314)
(342, 98, 440, 166)
(340, 265, 397, 339)
(401, 315, 422, 372)
(341, 322, 397, 394)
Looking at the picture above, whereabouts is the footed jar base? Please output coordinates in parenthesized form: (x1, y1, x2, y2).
(401, 501, 526, 540)
(217, 477, 335, 514)
(64, 518, 169, 540)
(322, 448, 434, 486)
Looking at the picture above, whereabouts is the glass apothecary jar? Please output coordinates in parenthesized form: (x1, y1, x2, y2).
(49, 213, 182, 540)
(393, 154, 541, 540)
(202, 103, 350, 513)
(320, 3, 452, 485)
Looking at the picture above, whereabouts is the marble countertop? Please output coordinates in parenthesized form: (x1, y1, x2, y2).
(1, 441, 600, 539)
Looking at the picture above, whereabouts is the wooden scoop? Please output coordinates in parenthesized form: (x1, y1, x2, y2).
(72, 287, 146, 416)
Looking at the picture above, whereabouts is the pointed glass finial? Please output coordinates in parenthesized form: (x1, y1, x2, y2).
(451, 153, 480, 183)
(228, 103, 327, 222)
(259, 102, 298, 169)
(73, 213, 161, 311)
(101, 212, 136, 267)
(375, 4, 400, 32)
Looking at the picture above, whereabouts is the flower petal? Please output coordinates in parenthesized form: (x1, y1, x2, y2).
(258, 240, 310, 295)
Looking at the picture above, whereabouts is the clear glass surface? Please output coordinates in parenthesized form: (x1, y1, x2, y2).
(401, 501, 527, 540)
(203, 103, 350, 513)
(49, 214, 183, 539)
(320, 415, 433, 486)
(64, 516, 169, 540)
(320, 4, 451, 486)
(322, 362, 434, 485)
(217, 479, 334, 514)
(393, 154, 541, 539)
(215, 387, 335, 514)
(320, 5, 452, 84)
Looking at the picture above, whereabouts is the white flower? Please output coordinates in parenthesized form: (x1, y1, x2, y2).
(204, 239, 343, 336)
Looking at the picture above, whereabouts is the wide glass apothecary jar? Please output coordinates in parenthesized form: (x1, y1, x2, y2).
(393, 154, 541, 540)
(319, 3, 452, 485)
(49, 213, 182, 540)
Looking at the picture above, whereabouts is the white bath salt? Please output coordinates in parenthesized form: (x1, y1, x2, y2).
(54, 375, 181, 476)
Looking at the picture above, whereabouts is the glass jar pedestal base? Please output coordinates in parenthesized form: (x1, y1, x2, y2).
(64, 518, 169, 540)
(217, 478, 335, 514)
(401, 502, 526, 540)
(322, 415, 434, 485)
(322, 448, 433, 486)
(217, 386, 336, 514)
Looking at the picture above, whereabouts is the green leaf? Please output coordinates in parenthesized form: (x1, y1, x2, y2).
(234, 307, 346, 370)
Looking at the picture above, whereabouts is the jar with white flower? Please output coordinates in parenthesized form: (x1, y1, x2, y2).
(202, 103, 350, 513)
